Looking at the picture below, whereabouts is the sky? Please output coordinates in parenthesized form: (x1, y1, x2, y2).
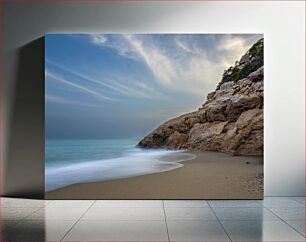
(45, 33, 263, 140)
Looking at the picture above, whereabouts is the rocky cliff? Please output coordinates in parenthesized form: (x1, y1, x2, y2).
(138, 38, 264, 156)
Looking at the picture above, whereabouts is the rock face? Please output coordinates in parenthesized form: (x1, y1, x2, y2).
(138, 39, 264, 156)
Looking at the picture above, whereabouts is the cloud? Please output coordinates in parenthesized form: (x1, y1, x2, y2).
(91, 34, 107, 44)
(218, 35, 247, 53)
(46, 59, 162, 100)
(174, 37, 203, 55)
(121, 35, 223, 95)
(45, 70, 114, 101)
(124, 35, 176, 86)
(46, 95, 103, 108)
(175, 38, 193, 53)
(87, 34, 261, 96)
(125, 35, 258, 95)
(217, 35, 254, 67)
(89, 34, 138, 60)
(105, 78, 164, 99)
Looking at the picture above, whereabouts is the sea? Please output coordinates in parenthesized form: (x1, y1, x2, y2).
(45, 138, 195, 192)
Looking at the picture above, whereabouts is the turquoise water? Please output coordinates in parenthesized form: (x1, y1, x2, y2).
(46, 139, 138, 167)
(45, 139, 194, 192)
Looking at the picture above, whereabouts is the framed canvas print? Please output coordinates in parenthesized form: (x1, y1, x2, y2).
(45, 34, 263, 199)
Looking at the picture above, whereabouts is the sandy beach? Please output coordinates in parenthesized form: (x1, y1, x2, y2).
(46, 151, 263, 199)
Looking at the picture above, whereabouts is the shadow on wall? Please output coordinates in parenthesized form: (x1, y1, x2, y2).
(4, 37, 45, 199)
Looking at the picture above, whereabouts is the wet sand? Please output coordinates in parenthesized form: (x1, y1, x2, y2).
(46, 151, 263, 199)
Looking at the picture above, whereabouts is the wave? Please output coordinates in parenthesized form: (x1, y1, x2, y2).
(45, 148, 195, 192)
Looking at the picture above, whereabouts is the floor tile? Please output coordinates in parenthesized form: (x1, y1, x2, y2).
(81, 207, 165, 221)
(26, 207, 88, 220)
(221, 220, 305, 241)
(63, 220, 168, 241)
(1, 220, 75, 241)
(208, 199, 263, 208)
(163, 200, 209, 207)
(0, 220, 21, 240)
(0, 207, 40, 220)
(264, 197, 304, 207)
(46, 200, 94, 208)
(92, 200, 163, 208)
(286, 220, 305, 236)
(268, 207, 305, 220)
(167, 220, 230, 241)
(0, 220, 20, 231)
(0, 198, 48, 208)
(165, 207, 217, 221)
(1, 197, 305, 241)
(292, 197, 305, 206)
(213, 207, 279, 220)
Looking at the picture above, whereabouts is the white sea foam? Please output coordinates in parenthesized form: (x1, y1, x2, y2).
(45, 148, 195, 192)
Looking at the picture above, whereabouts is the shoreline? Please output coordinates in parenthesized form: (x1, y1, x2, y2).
(158, 151, 196, 163)
(45, 149, 195, 192)
(46, 151, 263, 199)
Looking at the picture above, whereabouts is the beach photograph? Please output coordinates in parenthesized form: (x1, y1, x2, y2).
(45, 34, 263, 199)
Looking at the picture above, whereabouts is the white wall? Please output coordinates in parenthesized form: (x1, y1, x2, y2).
(2, 1, 305, 197)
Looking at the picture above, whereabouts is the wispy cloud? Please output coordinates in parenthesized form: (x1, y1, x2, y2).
(175, 38, 193, 53)
(96, 34, 262, 95)
(217, 35, 253, 67)
(46, 59, 163, 100)
(89, 34, 138, 60)
(45, 70, 114, 101)
(46, 95, 103, 108)
(82, 34, 262, 96)
(120, 35, 223, 94)
(91, 34, 107, 44)
(124, 35, 176, 86)
(105, 78, 164, 99)
(45, 34, 263, 140)
(174, 37, 204, 56)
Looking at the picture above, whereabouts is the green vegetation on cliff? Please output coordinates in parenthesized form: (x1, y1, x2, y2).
(217, 38, 263, 90)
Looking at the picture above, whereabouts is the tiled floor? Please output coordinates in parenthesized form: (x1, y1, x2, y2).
(0, 197, 304, 241)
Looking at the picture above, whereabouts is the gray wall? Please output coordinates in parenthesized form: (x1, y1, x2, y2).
(2, 1, 305, 198)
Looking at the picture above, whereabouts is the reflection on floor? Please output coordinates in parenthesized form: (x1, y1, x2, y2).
(0, 197, 305, 241)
